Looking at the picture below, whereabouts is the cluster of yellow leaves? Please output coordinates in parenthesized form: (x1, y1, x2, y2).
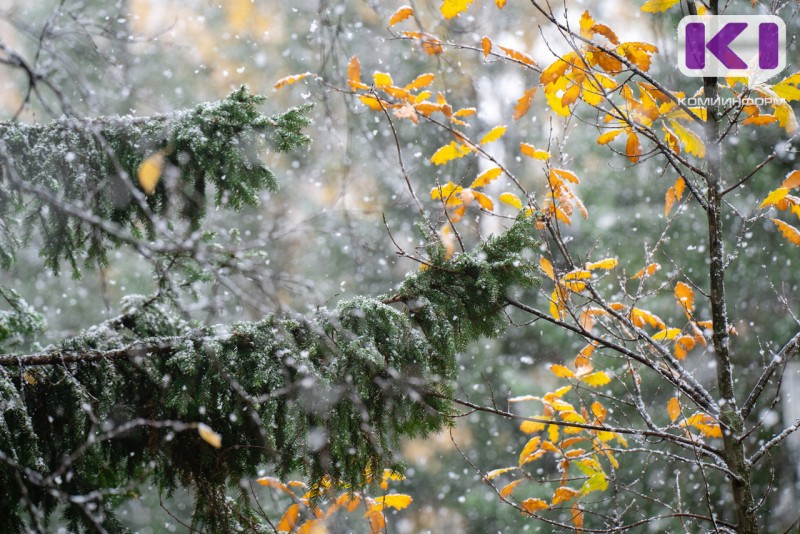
(256, 470, 411, 534)
(540, 168, 587, 228)
(760, 170, 800, 247)
(492, 385, 622, 527)
(540, 256, 616, 321)
(666, 398, 722, 438)
(743, 74, 800, 135)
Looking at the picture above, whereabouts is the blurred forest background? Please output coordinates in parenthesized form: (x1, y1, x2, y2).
(1, 0, 798, 531)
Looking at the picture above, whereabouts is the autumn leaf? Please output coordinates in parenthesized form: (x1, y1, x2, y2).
(496, 0, 507, 7)
(665, 176, 686, 216)
(668, 120, 705, 157)
(480, 125, 507, 144)
(580, 472, 608, 495)
(551, 486, 580, 505)
(521, 498, 549, 513)
(389, 6, 413, 26)
(500, 479, 524, 498)
(481, 36, 493, 58)
(358, 95, 387, 111)
(197, 423, 222, 448)
(772, 219, 800, 247)
(641, 0, 680, 12)
(675, 335, 696, 359)
(470, 168, 503, 189)
(653, 328, 681, 340)
(586, 258, 617, 270)
(626, 131, 641, 163)
(374, 494, 413, 510)
(487, 466, 518, 479)
(138, 151, 166, 195)
(540, 257, 555, 280)
(277, 503, 300, 532)
(783, 170, 800, 189)
(520, 419, 547, 434)
(519, 436, 542, 465)
(514, 88, 538, 121)
(760, 187, 789, 209)
(581, 371, 611, 387)
(672, 282, 694, 316)
(520, 143, 550, 160)
(274, 72, 313, 89)
(597, 129, 623, 145)
(550, 364, 575, 379)
(441, 0, 473, 19)
(667, 397, 681, 422)
(473, 190, 495, 210)
(499, 46, 536, 66)
(552, 168, 579, 184)
(632, 262, 660, 279)
(430, 142, 471, 165)
(405, 73, 436, 91)
(499, 192, 523, 209)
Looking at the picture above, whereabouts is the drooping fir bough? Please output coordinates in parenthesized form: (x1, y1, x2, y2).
(0, 87, 539, 532)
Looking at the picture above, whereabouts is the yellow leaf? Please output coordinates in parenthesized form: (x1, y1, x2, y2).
(591, 401, 607, 422)
(540, 257, 555, 280)
(499, 192, 523, 209)
(551, 486, 580, 506)
(487, 466, 518, 479)
(641, 0, 680, 12)
(775, 100, 799, 134)
(564, 269, 591, 280)
(453, 107, 476, 118)
(137, 151, 165, 195)
(552, 168, 579, 184)
(373, 71, 393, 87)
(580, 472, 608, 495)
(375, 494, 413, 510)
(430, 142, 470, 165)
(665, 176, 686, 216)
(597, 129, 623, 145)
(480, 125, 507, 145)
(521, 498, 549, 513)
(441, 0, 473, 19)
(548, 424, 560, 443)
(277, 503, 300, 532)
(519, 436, 542, 465)
(197, 423, 222, 449)
(520, 419, 547, 434)
(274, 72, 313, 89)
(579, 11, 595, 40)
(783, 170, 800, 190)
(626, 131, 641, 163)
(366, 510, 385, 534)
(495, 0, 507, 7)
(500, 479, 524, 498)
(761, 187, 790, 209)
(653, 327, 681, 341)
(430, 182, 463, 201)
(586, 258, 617, 270)
(667, 397, 680, 422)
(358, 95, 387, 111)
(520, 142, 550, 160)
(472, 190, 495, 210)
(675, 281, 694, 315)
(389, 6, 413, 26)
(772, 219, 800, 247)
(405, 73, 436, 91)
(581, 371, 611, 387)
(470, 167, 503, 189)
(514, 89, 538, 121)
(550, 364, 575, 379)
(481, 36, 492, 58)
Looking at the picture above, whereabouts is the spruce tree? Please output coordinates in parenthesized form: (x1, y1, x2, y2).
(0, 87, 539, 532)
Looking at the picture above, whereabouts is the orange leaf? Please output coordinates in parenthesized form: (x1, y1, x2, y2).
(540, 257, 555, 280)
(783, 170, 800, 189)
(632, 262, 660, 279)
(514, 88, 538, 121)
(472, 190, 495, 210)
(496, 0, 507, 7)
(519, 436, 542, 465)
(500, 479, 524, 498)
(277, 504, 300, 532)
(347, 56, 365, 90)
(405, 73, 436, 91)
(674, 281, 694, 315)
(389, 6, 414, 26)
(499, 46, 536, 66)
(481, 36, 492, 58)
(772, 218, 800, 247)
(626, 131, 641, 163)
(521, 498, 548, 513)
(667, 397, 680, 422)
(551, 486, 580, 505)
(274, 72, 312, 89)
(470, 167, 503, 189)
